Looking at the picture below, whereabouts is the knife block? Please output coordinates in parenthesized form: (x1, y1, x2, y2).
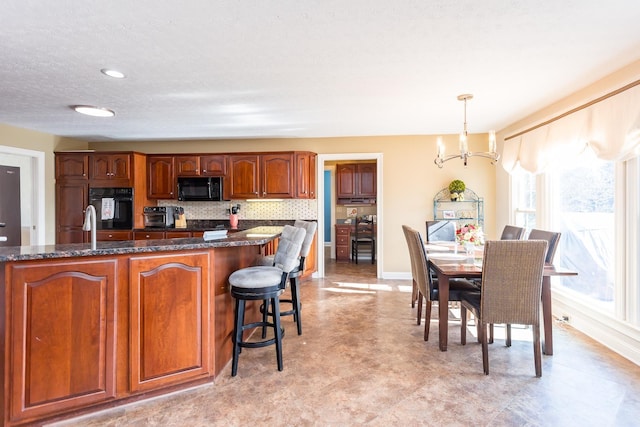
(175, 214, 187, 228)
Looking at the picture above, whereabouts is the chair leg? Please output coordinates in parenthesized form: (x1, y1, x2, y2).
(506, 324, 512, 347)
(231, 298, 246, 377)
(481, 321, 489, 375)
(290, 276, 302, 335)
(261, 298, 269, 339)
(411, 279, 417, 308)
(460, 305, 467, 345)
(271, 297, 284, 372)
(371, 240, 375, 264)
(416, 292, 423, 325)
(533, 323, 542, 377)
(424, 300, 432, 341)
(489, 323, 494, 344)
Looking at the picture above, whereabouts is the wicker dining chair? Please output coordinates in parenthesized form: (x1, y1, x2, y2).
(402, 225, 478, 340)
(460, 239, 548, 377)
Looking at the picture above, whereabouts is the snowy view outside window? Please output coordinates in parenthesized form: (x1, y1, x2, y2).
(556, 159, 615, 311)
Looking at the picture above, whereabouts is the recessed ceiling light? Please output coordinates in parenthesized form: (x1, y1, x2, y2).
(100, 68, 126, 79)
(72, 105, 116, 117)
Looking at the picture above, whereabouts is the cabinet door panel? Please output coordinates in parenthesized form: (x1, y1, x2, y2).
(55, 154, 88, 180)
(147, 156, 175, 199)
(262, 153, 294, 198)
(228, 155, 260, 198)
(336, 164, 357, 198)
(358, 163, 377, 197)
(90, 154, 112, 180)
(129, 252, 211, 391)
(9, 260, 117, 422)
(200, 155, 227, 176)
(110, 154, 131, 180)
(175, 156, 200, 176)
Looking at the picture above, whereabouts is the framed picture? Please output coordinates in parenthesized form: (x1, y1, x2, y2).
(442, 210, 455, 219)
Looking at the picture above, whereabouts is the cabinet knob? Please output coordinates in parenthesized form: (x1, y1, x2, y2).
(202, 169, 207, 173)
(108, 234, 113, 238)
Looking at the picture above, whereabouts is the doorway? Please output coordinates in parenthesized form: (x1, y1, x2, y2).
(0, 146, 45, 245)
(316, 153, 383, 279)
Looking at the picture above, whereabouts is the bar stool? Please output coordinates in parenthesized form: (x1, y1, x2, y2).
(256, 220, 317, 335)
(228, 225, 306, 377)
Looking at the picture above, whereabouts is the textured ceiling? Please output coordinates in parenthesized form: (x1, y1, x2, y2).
(1, 0, 640, 142)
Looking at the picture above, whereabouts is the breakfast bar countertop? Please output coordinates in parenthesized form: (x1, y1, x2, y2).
(0, 226, 283, 262)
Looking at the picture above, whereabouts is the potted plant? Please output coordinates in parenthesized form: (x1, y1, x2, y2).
(448, 179, 466, 201)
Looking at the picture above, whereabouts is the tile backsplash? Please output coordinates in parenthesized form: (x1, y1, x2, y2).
(158, 199, 318, 220)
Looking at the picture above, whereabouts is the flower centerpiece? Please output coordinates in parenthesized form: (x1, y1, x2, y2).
(456, 223, 484, 246)
(448, 179, 466, 201)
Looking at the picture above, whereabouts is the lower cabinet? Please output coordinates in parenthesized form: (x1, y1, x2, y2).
(7, 259, 118, 424)
(129, 252, 211, 392)
(97, 230, 133, 241)
(335, 224, 351, 262)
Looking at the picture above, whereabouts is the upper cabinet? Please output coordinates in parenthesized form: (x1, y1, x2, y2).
(227, 152, 296, 199)
(90, 153, 132, 186)
(175, 155, 227, 177)
(55, 153, 89, 180)
(147, 155, 176, 199)
(295, 152, 316, 199)
(336, 162, 377, 204)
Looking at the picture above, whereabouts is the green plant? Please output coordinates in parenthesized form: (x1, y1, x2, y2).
(448, 179, 466, 194)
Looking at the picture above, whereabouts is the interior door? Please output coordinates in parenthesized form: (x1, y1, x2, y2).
(0, 165, 21, 246)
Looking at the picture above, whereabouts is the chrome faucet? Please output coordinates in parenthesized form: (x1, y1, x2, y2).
(83, 205, 97, 250)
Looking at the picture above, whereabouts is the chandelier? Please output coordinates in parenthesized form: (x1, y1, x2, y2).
(434, 94, 500, 168)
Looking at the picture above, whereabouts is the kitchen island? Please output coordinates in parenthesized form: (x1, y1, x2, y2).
(0, 227, 282, 426)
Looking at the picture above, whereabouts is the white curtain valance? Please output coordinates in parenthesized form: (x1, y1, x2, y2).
(502, 81, 640, 174)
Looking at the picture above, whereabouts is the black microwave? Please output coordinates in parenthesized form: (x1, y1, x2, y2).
(177, 177, 224, 201)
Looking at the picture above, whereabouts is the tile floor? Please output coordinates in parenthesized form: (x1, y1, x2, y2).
(50, 258, 640, 426)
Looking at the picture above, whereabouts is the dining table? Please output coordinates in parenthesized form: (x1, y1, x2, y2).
(425, 242, 578, 355)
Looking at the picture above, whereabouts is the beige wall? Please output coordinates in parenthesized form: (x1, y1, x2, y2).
(90, 135, 497, 273)
(0, 124, 87, 244)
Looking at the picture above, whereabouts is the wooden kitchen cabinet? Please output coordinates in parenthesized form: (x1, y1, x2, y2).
(335, 224, 351, 262)
(55, 153, 89, 180)
(55, 181, 88, 244)
(97, 230, 133, 241)
(295, 151, 316, 199)
(227, 152, 295, 199)
(129, 252, 212, 392)
(133, 231, 166, 240)
(147, 155, 176, 199)
(90, 152, 132, 186)
(175, 155, 227, 176)
(7, 259, 118, 424)
(336, 162, 377, 202)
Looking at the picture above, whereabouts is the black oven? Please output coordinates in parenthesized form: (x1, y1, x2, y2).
(88, 187, 133, 230)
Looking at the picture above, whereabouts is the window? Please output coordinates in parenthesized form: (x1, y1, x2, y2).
(553, 159, 615, 312)
(512, 168, 536, 230)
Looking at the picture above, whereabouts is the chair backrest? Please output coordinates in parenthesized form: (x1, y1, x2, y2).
(481, 240, 547, 326)
(500, 225, 525, 240)
(527, 229, 561, 264)
(402, 225, 434, 301)
(293, 220, 318, 257)
(354, 220, 375, 241)
(425, 220, 456, 242)
(273, 225, 307, 273)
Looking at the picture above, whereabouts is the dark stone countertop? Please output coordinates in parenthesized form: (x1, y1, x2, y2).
(0, 226, 283, 262)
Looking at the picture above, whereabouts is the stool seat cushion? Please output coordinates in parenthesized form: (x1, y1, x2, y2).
(229, 266, 284, 288)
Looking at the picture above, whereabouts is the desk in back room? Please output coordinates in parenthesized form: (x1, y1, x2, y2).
(334, 223, 377, 262)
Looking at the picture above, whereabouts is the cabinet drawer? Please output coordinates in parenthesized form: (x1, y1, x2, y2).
(336, 226, 350, 235)
(337, 235, 350, 245)
(134, 231, 166, 240)
(97, 230, 132, 241)
(336, 246, 350, 259)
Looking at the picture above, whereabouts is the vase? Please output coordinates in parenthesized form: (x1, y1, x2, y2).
(464, 242, 475, 257)
(229, 214, 239, 229)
